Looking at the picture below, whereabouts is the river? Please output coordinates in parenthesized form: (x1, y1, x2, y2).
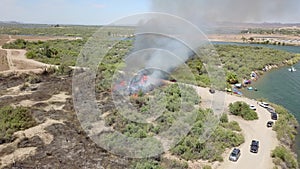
(213, 41, 300, 162)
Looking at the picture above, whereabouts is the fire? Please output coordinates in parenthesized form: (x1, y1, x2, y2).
(112, 69, 174, 96)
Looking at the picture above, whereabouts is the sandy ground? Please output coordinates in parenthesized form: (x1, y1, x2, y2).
(193, 87, 278, 169)
(19, 91, 70, 111)
(11, 35, 80, 42)
(0, 35, 54, 75)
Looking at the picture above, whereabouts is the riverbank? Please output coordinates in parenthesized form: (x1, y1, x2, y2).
(241, 61, 300, 162)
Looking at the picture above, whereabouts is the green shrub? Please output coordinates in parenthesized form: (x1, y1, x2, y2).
(271, 104, 298, 147)
(220, 113, 228, 123)
(221, 121, 242, 132)
(271, 146, 298, 169)
(203, 165, 212, 169)
(0, 106, 36, 143)
(171, 109, 244, 162)
(229, 101, 258, 120)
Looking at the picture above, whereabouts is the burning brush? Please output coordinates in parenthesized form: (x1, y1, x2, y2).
(112, 68, 173, 96)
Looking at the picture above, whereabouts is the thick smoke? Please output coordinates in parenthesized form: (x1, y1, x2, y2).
(124, 14, 208, 88)
(151, 0, 300, 24)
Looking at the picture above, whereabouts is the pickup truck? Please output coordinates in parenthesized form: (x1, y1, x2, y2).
(250, 140, 259, 153)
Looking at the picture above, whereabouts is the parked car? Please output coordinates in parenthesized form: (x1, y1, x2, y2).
(267, 121, 274, 127)
(250, 140, 259, 153)
(266, 107, 275, 113)
(249, 105, 256, 110)
(229, 148, 241, 161)
(271, 112, 278, 120)
(258, 102, 269, 108)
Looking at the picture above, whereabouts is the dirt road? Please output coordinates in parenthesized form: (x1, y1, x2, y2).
(194, 87, 278, 169)
(0, 35, 51, 75)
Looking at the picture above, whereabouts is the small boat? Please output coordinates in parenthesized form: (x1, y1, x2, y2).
(288, 66, 296, 72)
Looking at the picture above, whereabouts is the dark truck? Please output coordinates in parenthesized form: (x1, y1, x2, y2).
(250, 140, 259, 153)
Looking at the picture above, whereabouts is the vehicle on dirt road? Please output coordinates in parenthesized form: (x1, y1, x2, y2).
(250, 140, 259, 153)
(267, 121, 274, 127)
(258, 102, 269, 108)
(229, 148, 241, 161)
(271, 112, 278, 120)
(249, 105, 256, 110)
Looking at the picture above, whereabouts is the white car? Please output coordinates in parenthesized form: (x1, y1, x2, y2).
(258, 102, 269, 108)
(249, 105, 256, 110)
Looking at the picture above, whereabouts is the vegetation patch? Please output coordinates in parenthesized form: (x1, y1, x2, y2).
(241, 28, 300, 36)
(229, 101, 258, 120)
(3, 38, 85, 66)
(173, 45, 300, 88)
(271, 146, 298, 169)
(0, 106, 36, 144)
(271, 104, 298, 146)
(171, 112, 244, 162)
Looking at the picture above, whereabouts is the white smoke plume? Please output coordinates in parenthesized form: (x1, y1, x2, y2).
(151, 0, 300, 24)
(124, 13, 209, 88)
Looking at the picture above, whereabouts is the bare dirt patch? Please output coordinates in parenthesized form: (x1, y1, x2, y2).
(11, 35, 80, 42)
(12, 59, 44, 70)
(0, 35, 9, 46)
(11, 51, 20, 56)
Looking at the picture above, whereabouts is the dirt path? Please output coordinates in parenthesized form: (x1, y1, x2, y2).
(194, 87, 278, 169)
(0, 35, 58, 75)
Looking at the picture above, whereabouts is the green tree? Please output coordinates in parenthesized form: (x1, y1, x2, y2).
(226, 72, 238, 84)
(229, 101, 258, 120)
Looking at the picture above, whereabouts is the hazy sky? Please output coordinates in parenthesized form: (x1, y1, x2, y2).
(1, 0, 299, 25)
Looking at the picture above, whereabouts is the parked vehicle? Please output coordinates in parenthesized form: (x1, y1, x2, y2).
(229, 148, 241, 161)
(266, 107, 275, 113)
(250, 140, 259, 153)
(271, 112, 278, 120)
(258, 102, 269, 108)
(249, 105, 256, 110)
(267, 121, 274, 127)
